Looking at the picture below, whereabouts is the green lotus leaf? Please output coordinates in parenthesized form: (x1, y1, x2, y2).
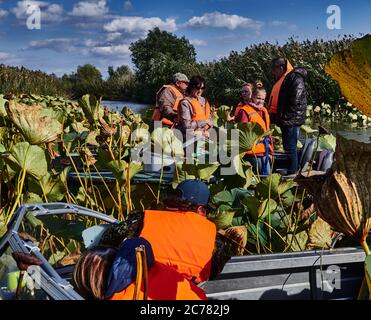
(85, 130, 100, 146)
(256, 174, 281, 199)
(210, 204, 235, 230)
(325, 35, 371, 117)
(78, 95, 104, 125)
(181, 162, 220, 182)
(107, 160, 143, 185)
(318, 134, 337, 152)
(0, 94, 7, 117)
(1, 142, 47, 180)
(280, 190, 296, 208)
(217, 105, 231, 121)
(246, 223, 268, 247)
(212, 190, 233, 206)
(241, 196, 260, 222)
(24, 192, 43, 204)
(277, 179, 296, 196)
(28, 171, 67, 202)
(257, 199, 278, 220)
(301, 125, 318, 134)
(6, 101, 63, 145)
(236, 122, 266, 154)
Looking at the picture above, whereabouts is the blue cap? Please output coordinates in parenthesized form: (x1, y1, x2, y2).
(175, 179, 210, 206)
(105, 237, 154, 298)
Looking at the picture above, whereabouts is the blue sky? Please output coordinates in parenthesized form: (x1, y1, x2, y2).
(0, 0, 369, 77)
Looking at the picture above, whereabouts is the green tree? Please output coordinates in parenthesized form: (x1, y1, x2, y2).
(104, 65, 136, 100)
(130, 27, 197, 103)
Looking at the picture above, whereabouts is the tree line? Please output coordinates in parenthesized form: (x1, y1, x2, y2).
(0, 28, 356, 106)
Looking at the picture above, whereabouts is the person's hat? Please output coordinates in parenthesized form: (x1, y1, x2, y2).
(175, 179, 210, 206)
(173, 73, 189, 83)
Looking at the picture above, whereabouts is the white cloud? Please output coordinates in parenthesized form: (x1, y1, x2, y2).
(190, 39, 207, 46)
(123, 1, 133, 11)
(104, 16, 177, 34)
(106, 32, 122, 42)
(91, 44, 130, 56)
(0, 52, 12, 60)
(29, 38, 77, 52)
(11, 1, 64, 23)
(70, 0, 108, 18)
(186, 11, 263, 30)
(0, 9, 8, 19)
(271, 20, 297, 30)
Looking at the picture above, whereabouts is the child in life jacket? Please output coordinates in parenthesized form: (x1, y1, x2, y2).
(235, 83, 274, 175)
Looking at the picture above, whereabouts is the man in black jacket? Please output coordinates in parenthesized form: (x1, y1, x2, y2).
(271, 58, 307, 174)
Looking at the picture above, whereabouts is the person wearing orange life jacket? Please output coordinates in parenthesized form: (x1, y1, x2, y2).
(72, 237, 207, 300)
(268, 59, 294, 125)
(152, 73, 189, 128)
(235, 84, 273, 175)
(177, 76, 213, 138)
(99, 179, 234, 284)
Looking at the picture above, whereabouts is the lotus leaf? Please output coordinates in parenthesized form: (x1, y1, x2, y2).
(78, 95, 104, 125)
(28, 171, 67, 202)
(307, 217, 333, 249)
(246, 223, 268, 247)
(257, 199, 278, 220)
(301, 125, 318, 134)
(325, 35, 371, 117)
(0, 222, 6, 238)
(256, 174, 281, 199)
(318, 134, 337, 152)
(6, 101, 63, 145)
(241, 196, 260, 222)
(85, 130, 100, 146)
(210, 204, 235, 230)
(284, 231, 308, 252)
(181, 162, 220, 181)
(107, 160, 143, 185)
(296, 134, 371, 246)
(236, 122, 266, 154)
(212, 190, 233, 206)
(24, 192, 43, 204)
(48, 251, 67, 265)
(0, 95, 7, 117)
(1, 142, 48, 180)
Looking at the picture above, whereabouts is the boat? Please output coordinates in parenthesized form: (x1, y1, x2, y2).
(0, 203, 366, 300)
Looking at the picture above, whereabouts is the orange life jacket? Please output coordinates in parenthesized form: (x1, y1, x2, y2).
(109, 262, 207, 300)
(181, 97, 211, 121)
(152, 85, 184, 127)
(239, 105, 273, 156)
(140, 210, 216, 283)
(268, 61, 294, 114)
(234, 101, 245, 117)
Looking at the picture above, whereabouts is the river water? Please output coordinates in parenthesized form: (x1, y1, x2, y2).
(102, 100, 371, 143)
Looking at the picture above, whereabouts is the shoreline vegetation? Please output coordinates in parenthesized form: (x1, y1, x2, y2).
(0, 29, 361, 107)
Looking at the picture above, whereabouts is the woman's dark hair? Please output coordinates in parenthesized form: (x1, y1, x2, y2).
(185, 75, 205, 96)
(73, 246, 117, 300)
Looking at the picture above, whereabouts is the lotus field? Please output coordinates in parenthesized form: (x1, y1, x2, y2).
(0, 90, 365, 268)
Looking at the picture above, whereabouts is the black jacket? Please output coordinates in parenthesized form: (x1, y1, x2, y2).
(277, 67, 307, 127)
